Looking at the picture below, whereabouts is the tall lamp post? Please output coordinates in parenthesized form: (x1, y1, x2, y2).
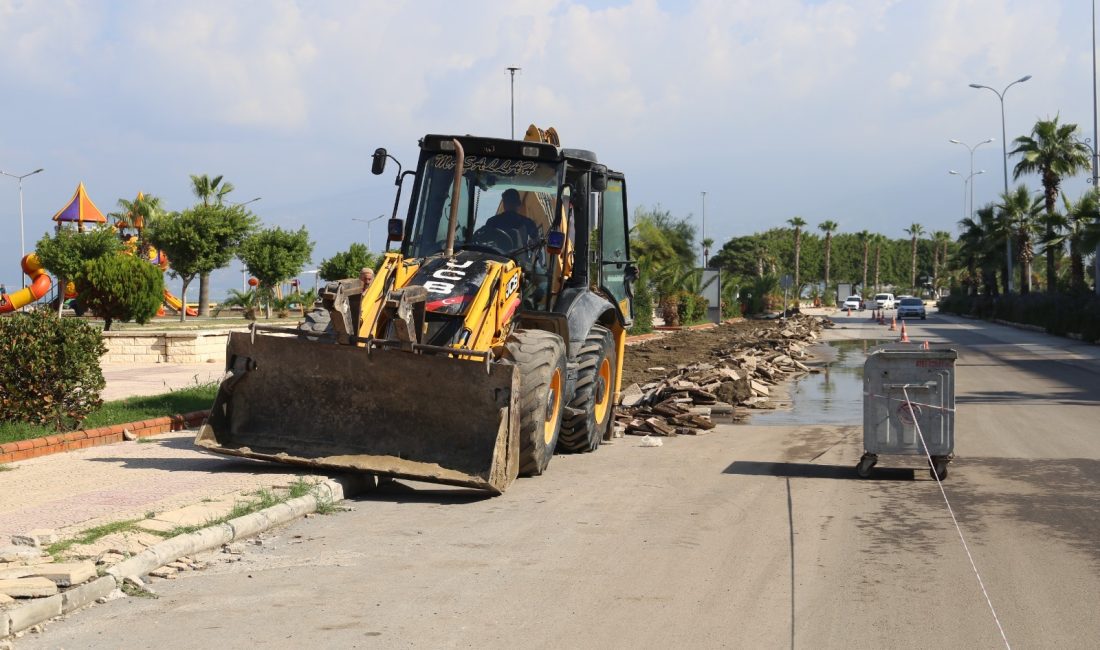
(949, 138, 994, 218)
(507, 66, 521, 139)
(0, 167, 45, 289)
(353, 214, 387, 252)
(230, 196, 262, 208)
(970, 75, 1032, 293)
(949, 169, 985, 220)
(1093, 0, 1100, 294)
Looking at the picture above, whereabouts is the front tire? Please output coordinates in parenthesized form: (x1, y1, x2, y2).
(558, 325, 617, 453)
(503, 329, 567, 476)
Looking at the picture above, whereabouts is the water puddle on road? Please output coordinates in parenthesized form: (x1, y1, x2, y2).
(745, 339, 886, 426)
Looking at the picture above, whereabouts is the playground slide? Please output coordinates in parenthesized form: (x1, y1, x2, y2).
(163, 289, 198, 316)
(0, 254, 52, 314)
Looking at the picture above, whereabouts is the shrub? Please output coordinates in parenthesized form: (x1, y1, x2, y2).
(0, 310, 107, 430)
(319, 243, 377, 281)
(628, 275, 654, 335)
(76, 254, 165, 330)
(676, 291, 708, 324)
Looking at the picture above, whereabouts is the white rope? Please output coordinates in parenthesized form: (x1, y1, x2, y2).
(902, 387, 1010, 649)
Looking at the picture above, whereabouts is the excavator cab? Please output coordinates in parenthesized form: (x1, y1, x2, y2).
(197, 127, 635, 494)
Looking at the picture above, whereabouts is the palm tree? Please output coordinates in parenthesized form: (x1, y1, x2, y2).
(856, 230, 870, 296)
(904, 223, 925, 293)
(189, 174, 236, 207)
(787, 216, 807, 290)
(110, 193, 164, 234)
(998, 185, 1043, 293)
(818, 220, 838, 291)
(1054, 189, 1100, 291)
(1010, 116, 1092, 291)
(189, 174, 236, 317)
(871, 233, 886, 293)
(701, 237, 715, 267)
(931, 230, 951, 293)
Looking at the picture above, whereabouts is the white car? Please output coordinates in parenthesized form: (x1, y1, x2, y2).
(897, 297, 927, 320)
(874, 293, 896, 309)
(842, 296, 864, 311)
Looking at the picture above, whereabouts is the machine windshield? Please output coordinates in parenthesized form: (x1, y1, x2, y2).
(408, 153, 562, 259)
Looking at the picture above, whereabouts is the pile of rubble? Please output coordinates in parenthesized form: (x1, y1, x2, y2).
(617, 316, 828, 437)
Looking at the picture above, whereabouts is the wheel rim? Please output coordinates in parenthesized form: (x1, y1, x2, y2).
(544, 367, 562, 445)
(593, 357, 612, 424)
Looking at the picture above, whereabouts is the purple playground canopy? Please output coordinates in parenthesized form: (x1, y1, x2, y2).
(52, 182, 106, 225)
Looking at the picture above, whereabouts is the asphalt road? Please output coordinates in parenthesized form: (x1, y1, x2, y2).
(21, 313, 1100, 649)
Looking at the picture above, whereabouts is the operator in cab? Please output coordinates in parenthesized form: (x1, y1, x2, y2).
(476, 188, 541, 252)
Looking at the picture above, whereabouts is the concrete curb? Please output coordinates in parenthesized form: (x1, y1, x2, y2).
(0, 410, 210, 464)
(2, 475, 368, 639)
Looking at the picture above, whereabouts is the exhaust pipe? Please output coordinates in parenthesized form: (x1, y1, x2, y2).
(444, 138, 464, 257)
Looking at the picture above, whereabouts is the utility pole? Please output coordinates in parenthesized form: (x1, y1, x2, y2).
(507, 66, 521, 139)
(0, 167, 45, 289)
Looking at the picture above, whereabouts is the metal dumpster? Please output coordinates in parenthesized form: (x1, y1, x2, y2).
(858, 344, 957, 479)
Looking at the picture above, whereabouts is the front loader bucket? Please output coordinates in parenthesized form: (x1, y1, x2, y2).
(196, 331, 520, 493)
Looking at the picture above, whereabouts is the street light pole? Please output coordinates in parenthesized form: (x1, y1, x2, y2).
(949, 138, 995, 218)
(507, 66, 521, 139)
(948, 169, 985, 221)
(1094, 0, 1100, 294)
(230, 196, 262, 208)
(0, 167, 45, 289)
(970, 75, 1032, 293)
(352, 214, 387, 252)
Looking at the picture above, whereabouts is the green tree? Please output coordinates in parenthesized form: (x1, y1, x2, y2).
(189, 174, 238, 316)
(319, 243, 377, 281)
(1053, 189, 1099, 291)
(856, 230, 871, 295)
(904, 223, 924, 292)
(787, 217, 807, 290)
(146, 205, 258, 322)
(871, 233, 886, 293)
(818, 220, 838, 289)
(238, 226, 315, 318)
(998, 186, 1043, 293)
(76, 253, 165, 330)
(109, 193, 165, 232)
(701, 237, 715, 268)
(1010, 116, 1092, 291)
(35, 227, 124, 317)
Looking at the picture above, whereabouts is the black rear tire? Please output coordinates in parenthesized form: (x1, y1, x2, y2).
(558, 325, 616, 453)
(503, 329, 567, 476)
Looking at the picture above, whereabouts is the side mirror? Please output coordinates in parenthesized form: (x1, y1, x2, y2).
(591, 165, 608, 192)
(371, 148, 388, 175)
(546, 231, 566, 255)
(387, 218, 405, 242)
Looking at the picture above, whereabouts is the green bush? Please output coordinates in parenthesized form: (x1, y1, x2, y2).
(0, 311, 107, 430)
(76, 254, 165, 330)
(628, 275, 654, 335)
(937, 291, 1100, 343)
(676, 291, 708, 325)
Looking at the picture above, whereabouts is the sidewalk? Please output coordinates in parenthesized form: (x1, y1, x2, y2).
(0, 430, 327, 549)
(101, 362, 224, 401)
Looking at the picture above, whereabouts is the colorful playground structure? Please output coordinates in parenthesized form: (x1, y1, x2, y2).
(0, 183, 195, 316)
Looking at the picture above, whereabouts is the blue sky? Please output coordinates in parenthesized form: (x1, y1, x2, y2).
(1, 0, 1098, 297)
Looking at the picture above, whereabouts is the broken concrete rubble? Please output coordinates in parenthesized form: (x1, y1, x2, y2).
(617, 315, 828, 437)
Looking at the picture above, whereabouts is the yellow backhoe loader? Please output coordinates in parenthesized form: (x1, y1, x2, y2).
(196, 126, 637, 494)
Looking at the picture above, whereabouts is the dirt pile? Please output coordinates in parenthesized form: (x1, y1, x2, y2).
(617, 316, 830, 436)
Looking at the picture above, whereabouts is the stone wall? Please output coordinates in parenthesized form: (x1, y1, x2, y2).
(101, 330, 238, 364)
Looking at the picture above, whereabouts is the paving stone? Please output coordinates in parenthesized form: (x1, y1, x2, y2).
(0, 576, 59, 598)
(0, 592, 13, 604)
(10, 529, 60, 548)
(0, 546, 51, 565)
(31, 562, 97, 588)
(0, 566, 36, 580)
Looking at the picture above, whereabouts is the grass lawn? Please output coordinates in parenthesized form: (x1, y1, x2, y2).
(0, 382, 218, 446)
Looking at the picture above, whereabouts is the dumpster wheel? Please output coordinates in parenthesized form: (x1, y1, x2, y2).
(856, 453, 877, 478)
(929, 457, 949, 481)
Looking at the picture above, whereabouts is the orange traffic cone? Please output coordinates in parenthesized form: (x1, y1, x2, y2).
(870, 308, 878, 321)
(899, 321, 910, 342)
(879, 312, 886, 325)
(846, 307, 851, 316)
(889, 317, 897, 331)
(921, 340, 930, 350)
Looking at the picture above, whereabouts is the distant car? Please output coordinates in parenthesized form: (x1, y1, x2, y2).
(897, 297, 926, 320)
(874, 293, 896, 309)
(842, 295, 864, 311)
